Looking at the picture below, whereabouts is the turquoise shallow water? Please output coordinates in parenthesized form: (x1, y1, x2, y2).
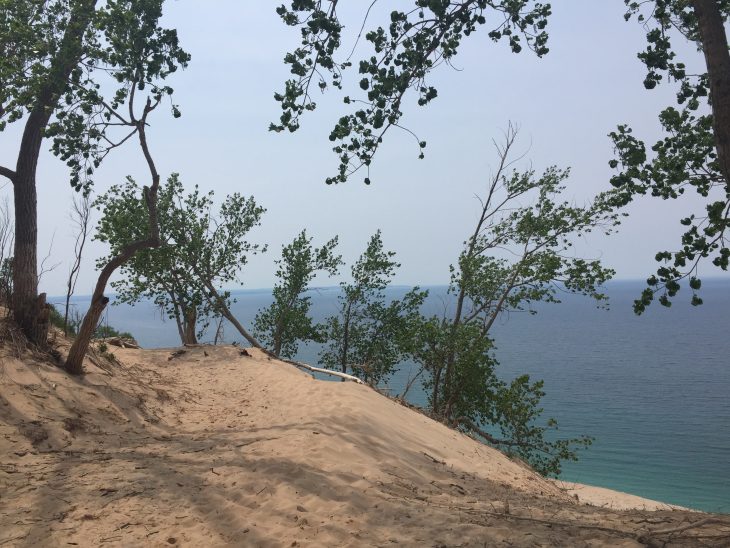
(60, 279, 730, 512)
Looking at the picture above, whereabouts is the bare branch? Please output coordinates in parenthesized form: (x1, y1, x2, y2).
(38, 231, 62, 285)
(64, 193, 92, 335)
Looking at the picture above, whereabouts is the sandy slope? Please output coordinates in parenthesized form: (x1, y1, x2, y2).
(0, 340, 728, 547)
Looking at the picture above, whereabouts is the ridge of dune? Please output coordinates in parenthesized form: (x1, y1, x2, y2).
(1, 341, 727, 547)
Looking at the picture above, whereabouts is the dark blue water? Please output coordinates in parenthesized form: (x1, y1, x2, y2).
(56, 279, 730, 512)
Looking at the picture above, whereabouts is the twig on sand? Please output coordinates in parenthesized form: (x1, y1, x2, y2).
(0, 535, 29, 546)
(422, 452, 445, 465)
(640, 516, 729, 538)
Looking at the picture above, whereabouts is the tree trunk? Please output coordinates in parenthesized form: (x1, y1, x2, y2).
(10, 0, 97, 344)
(431, 361, 443, 415)
(272, 320, 283, 356)
(273, 337, 282, 357)
(172, 304, 186, 343)
(340, 303, 352, 374)
(202, 280, 263, 349)
(213, 317, 224, 345)
(65, 294, 108, 374)
(65, 222, 162, 374)
(12, 146, 44, 342)
(693, 0, 730, 185)
(182, 306, 198, 345)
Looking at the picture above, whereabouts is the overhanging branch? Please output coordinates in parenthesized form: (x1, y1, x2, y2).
(0, 166, 16, 183)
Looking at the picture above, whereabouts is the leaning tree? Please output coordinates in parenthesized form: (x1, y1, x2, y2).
(412, 126, 624, 475)
(319, 231, 427, 386)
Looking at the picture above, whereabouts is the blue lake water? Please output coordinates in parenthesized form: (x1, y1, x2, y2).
(57, 279, 730, 512)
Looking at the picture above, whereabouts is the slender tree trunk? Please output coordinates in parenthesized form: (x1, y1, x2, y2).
(66, 105, 160, 374)
(10, 0, 97, 344)
(213, 316, 224, 345)
(693, 0, 730, 185)
(340, 302, 352, 374)
(64, 195, 90, 336)
(272, 288, 302, 357)
(65, 215, 161, 373)
(273, 337, 282, 357)
(272, 321, 283, 357)
(171, 301, 186, 343)
(201, 280, 263, 349)
(432, 362, 443, 414)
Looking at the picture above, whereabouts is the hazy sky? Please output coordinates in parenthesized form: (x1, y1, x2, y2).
(1, 1, 727, 298)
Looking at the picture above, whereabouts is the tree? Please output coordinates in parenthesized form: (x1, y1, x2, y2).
(320, 231, 427, 386)
(95, 174, 266, 346)
(274, 1, 551, 184)
(95, 175, 206, 345)
(0, 0, 188, 344)
(64, 86, 164, 374)
(254, 230, 342, 358)
(62, 1, 189, 373)
(610, 1, 730, 312)
(412, 126, 623, 475)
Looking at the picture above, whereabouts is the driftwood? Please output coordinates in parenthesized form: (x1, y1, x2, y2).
(278, 357, 364, 384)
(98, 337, 140, 349)
(168, 349, 186, 361)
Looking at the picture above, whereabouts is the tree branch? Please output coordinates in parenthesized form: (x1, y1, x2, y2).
(0, 166, 16, 183)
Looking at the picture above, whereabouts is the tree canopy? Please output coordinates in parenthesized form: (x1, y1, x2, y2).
(95, 174, 266, 346)
(273, 0, 551, 184)
(320, 231, 427, 386)
(254, 230, 342, 358)
(610, 0, 730, 312)
(410, 127, 620, 475)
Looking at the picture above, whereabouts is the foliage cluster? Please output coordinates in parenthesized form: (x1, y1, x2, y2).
(94, 174, 265, 345)
(408, 130, 621, 474)
(254, 130, 621, 475)
(610, 0, 730, 312)
(274, 0, 551, 183)
(0, 0, 189, 191)
(317, 231, 427, 385)
(253, 230, 342, 358)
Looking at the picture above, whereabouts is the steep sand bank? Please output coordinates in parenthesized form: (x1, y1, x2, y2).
(1, 341, 728, 547)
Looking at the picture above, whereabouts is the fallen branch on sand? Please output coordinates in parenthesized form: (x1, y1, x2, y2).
(388, 493, 730, 545)
(637, 516, 730, 540)
(279, 358, 364, 384)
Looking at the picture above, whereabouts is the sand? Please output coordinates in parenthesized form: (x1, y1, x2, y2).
(1, 339, 728, 547)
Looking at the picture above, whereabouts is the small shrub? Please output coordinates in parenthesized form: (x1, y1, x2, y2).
(94, 324, 135, 341)
(48, 304, 66, 331)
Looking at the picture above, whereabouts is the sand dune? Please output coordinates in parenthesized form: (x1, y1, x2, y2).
(1, 341, 727, 547)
